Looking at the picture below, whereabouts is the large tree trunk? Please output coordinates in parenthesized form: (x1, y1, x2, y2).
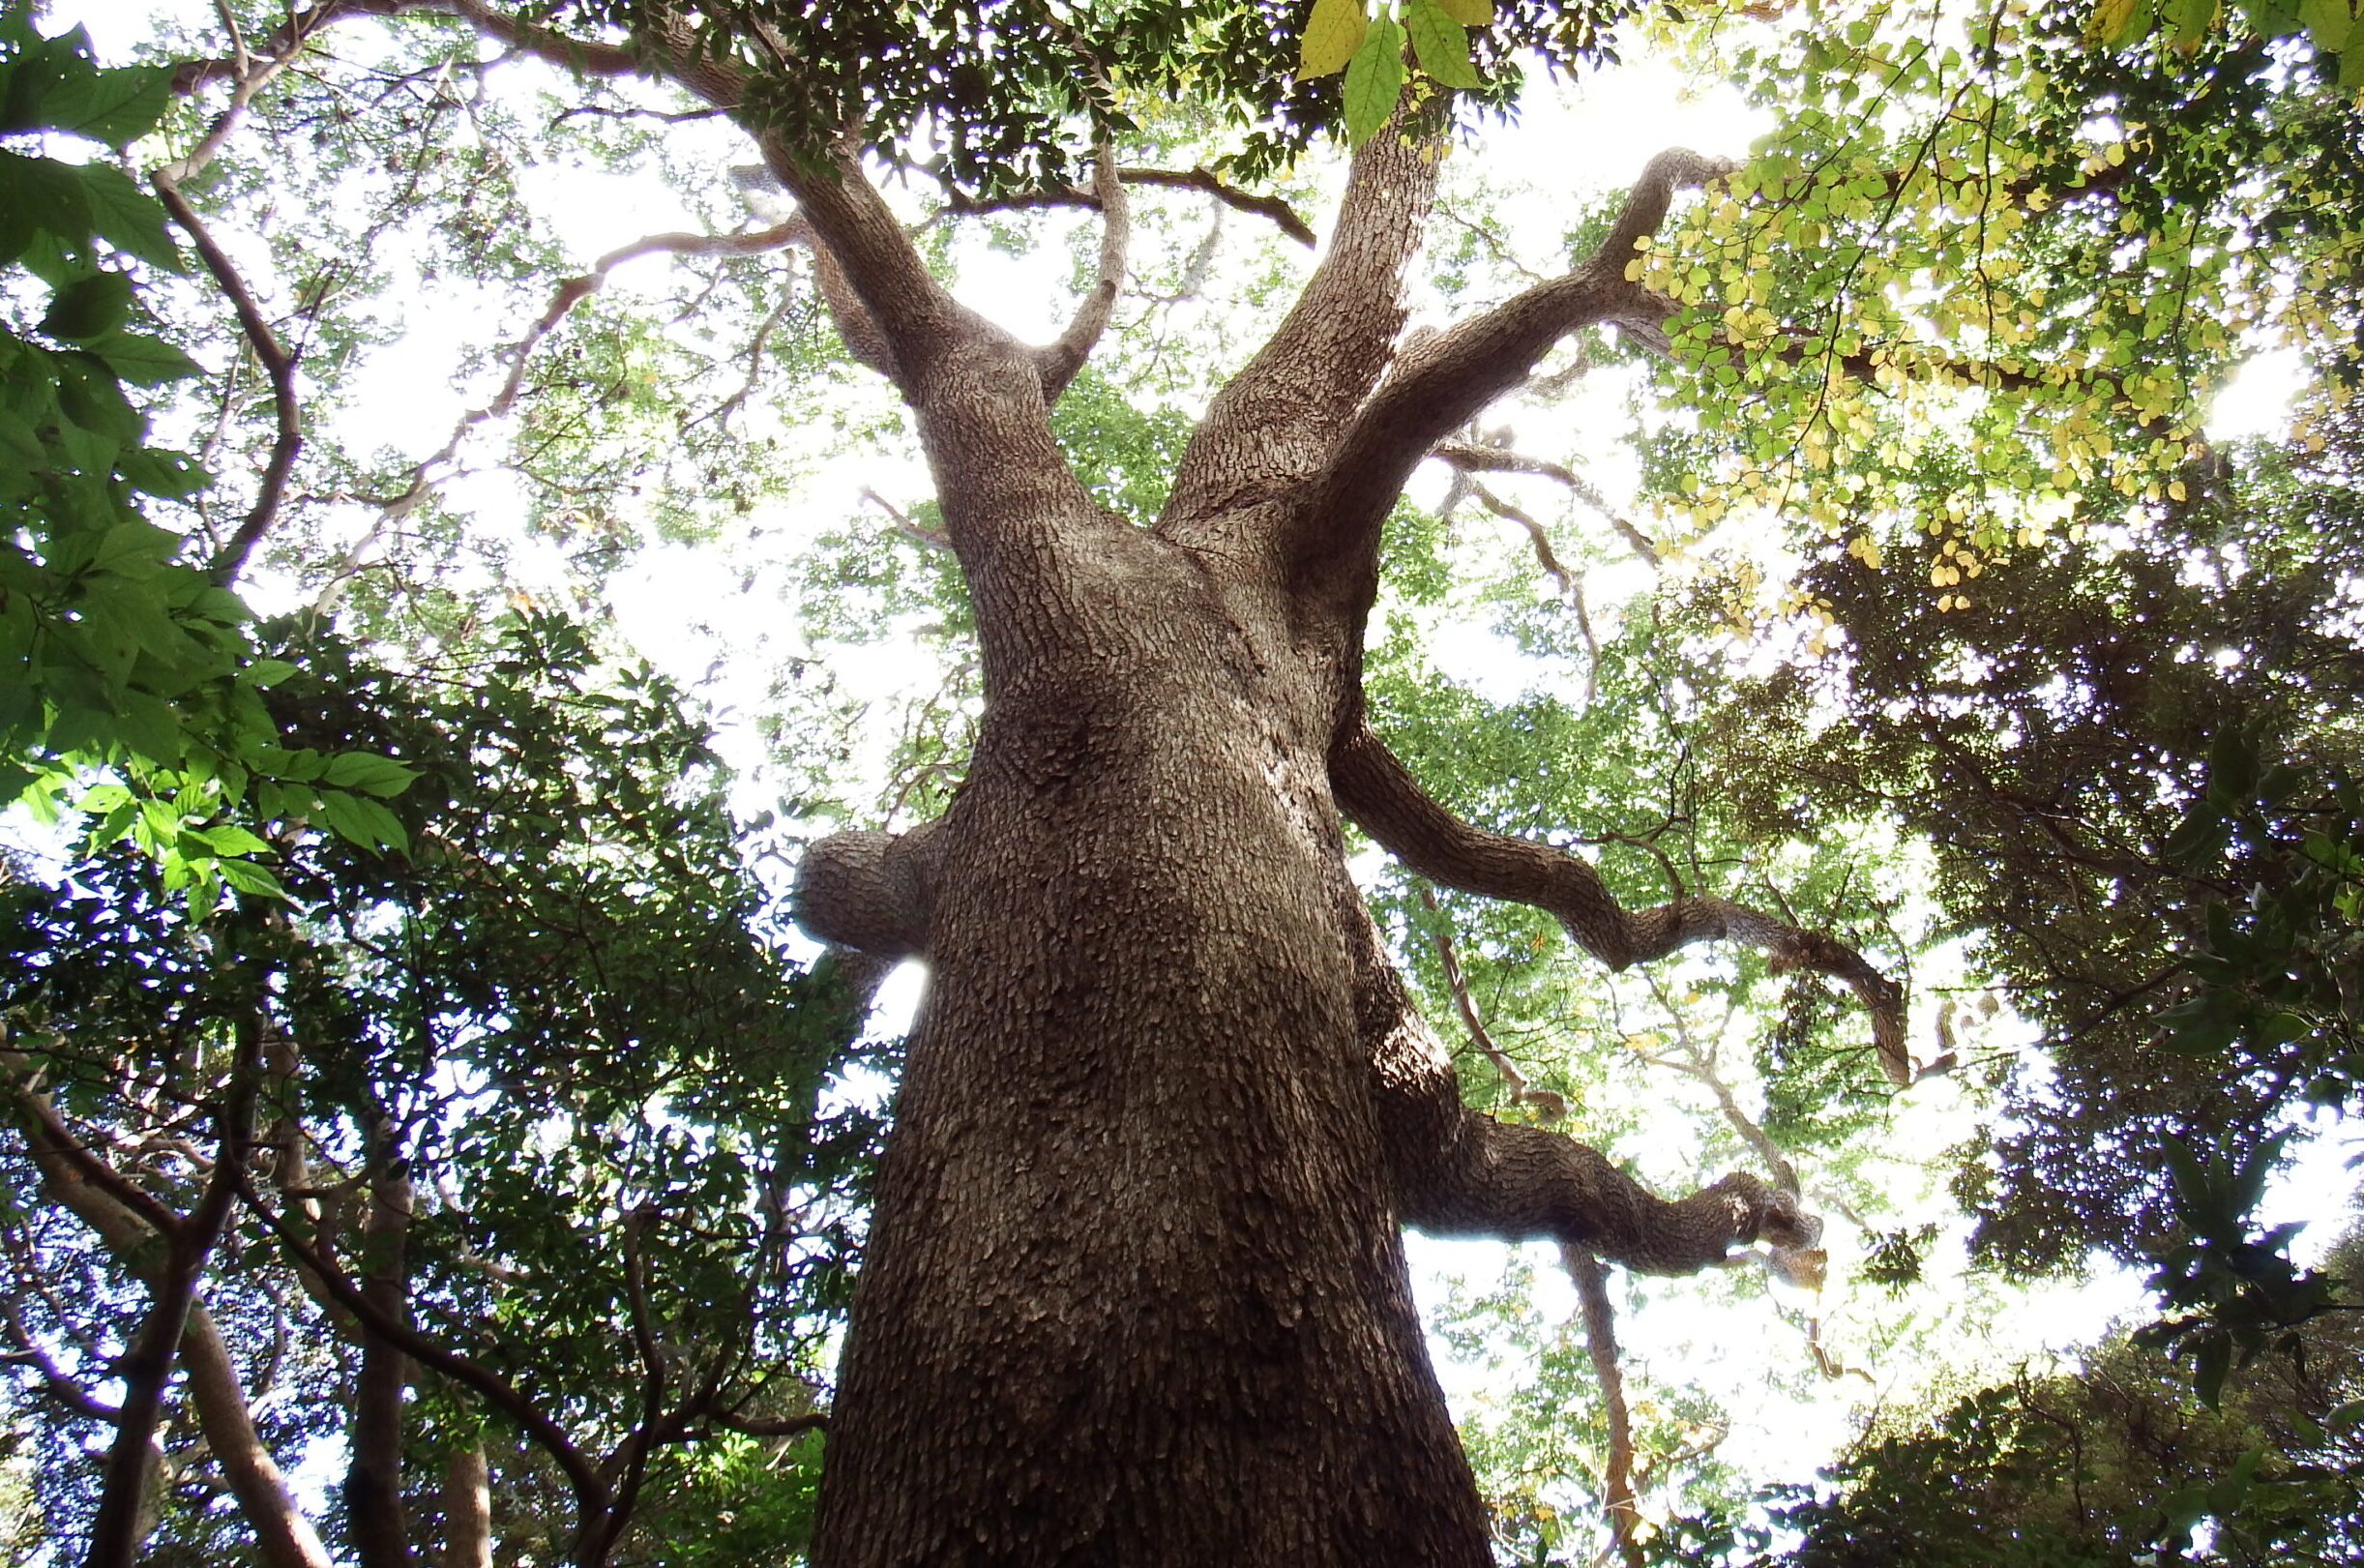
(811, 523, 1492, 1565)
(765, 115, 1842, 1568)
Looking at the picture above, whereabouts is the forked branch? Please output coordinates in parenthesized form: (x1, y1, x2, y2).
(1334, 722, 1911, 1085)
(1160, 119, 1440, 538)
(1299, 150, 1729, 586)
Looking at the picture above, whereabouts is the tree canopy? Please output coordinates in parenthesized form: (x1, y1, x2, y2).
(3, 0, 2360, 1563)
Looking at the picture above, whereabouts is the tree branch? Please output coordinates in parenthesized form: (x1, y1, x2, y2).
(239, 1182, 616, 1541)
(1035, 142, 1128, 401)
(1430, 438, 1661, 566)
(149, 175, 304, 587)
(1160, 118, 1441, 547)
(1559, 1244, 1643, 1568)
(945, 166, 1315, 248)
(1298, 150, 1729, 595)
(1412, 883, 1566, 1118)
(1333, 721, 1912, 1086)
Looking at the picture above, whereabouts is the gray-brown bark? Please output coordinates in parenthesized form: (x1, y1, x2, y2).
(440, 1443, 492, 1568)
(347, 1132, 416, 1568)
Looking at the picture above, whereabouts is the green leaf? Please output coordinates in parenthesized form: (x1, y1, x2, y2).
(0, 149, 91, 264)
(321, 751, 420, 798)
(1342, 14, 1404, 144)
(40, 272, 133, 341)
(315, 786, 410, 853)
(1433, 0, 1493, 23)
(2300, 0, 2353, 51)
(85, 330, 201, 387)
(192, 822, 275, 857)
(1297, 0, 1369, 80)
(1405, 1, 1482, 89)
(41, 63, 171, 147)
(215, 854, 288, 900)
(74, 163, 179, 269)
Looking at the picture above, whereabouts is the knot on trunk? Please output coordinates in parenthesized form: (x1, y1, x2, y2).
(792, 822, 942, 961)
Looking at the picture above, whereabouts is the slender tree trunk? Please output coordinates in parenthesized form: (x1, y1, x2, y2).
(12, 1067, 336, 1568)
(348, 1136, 416, 1568)
(440, 1444, 492, 1568)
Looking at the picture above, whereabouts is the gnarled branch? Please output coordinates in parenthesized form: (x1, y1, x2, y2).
(1333, 721, 1911, 1086)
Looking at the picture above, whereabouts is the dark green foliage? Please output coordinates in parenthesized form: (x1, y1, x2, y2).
(1764, 1228, 2364, 1566)
(561, 0, 1636, 195)
(1695, 417, 2364, 1282)
(2, 614, 877, 1564)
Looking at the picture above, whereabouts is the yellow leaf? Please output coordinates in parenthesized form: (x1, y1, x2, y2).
(1297, 0, 1369, 80)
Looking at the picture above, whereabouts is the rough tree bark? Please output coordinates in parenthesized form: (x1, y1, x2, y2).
(204, 8, 1901, 1562)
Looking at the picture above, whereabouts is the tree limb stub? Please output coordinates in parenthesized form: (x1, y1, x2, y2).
(1333, 722, 1913, 1086)
(791, 822, 944, 962)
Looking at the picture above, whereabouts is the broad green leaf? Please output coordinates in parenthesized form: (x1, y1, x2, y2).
(86, 330, 202, 387)
(315, 785, 410, 853)
(2300, 0, 2353, 50)
(40, 271, 132, 340)
(1433, 0, 1493, 23)
(215, 854, 288, 900)
(321, 750, 420, 797)
(1405, 1, 1482, 89)
(1342, 14, 1404, 143)
(1297, 0, 1368, 80)
(193, 822, 275, 857)
(73, 163, 179, 269)
(39, 63, 170, 147)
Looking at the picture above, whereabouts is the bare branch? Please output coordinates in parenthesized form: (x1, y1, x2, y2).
(1333, 722, 1912, 1086)
(1431, 439, 1661, 566)
(1637, 972, 1800, 1198)
(150, 176, 304, 586)
(1559, 1244, 1643, 1568)
(1035, 142, 1129, 401)
(709, 1409, 829, 1438)
(1455, 478, 1603, 707)
(861, 488, 950, 550)
(1411, 883, 1568, 1119)
(1300, 150, 1729, 592)
(947, 167, 1315, 249)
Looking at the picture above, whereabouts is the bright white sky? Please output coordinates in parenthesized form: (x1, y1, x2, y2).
(41, 0, 2349, 1550)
